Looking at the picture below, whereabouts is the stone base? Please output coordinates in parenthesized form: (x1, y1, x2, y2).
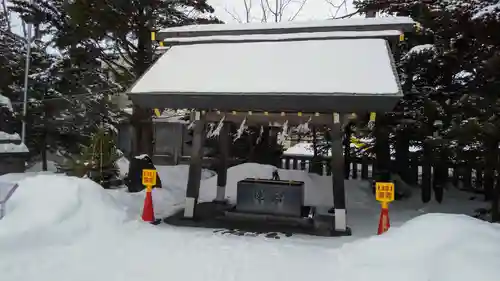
(163, 202, 352, 237)
(212, 198, 229, 205)
(0, 152, 29, 176)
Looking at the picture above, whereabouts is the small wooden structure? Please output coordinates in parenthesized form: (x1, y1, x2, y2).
(127, 17, 415, 235)
(0, 132, 29, 175)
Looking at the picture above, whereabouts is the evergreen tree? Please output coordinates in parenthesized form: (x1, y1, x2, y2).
(353, 0, 500, 212)
(11, 0, 222, 158)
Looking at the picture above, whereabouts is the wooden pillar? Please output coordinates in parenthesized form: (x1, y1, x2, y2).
(184, 111, 206, 218)
(343, 123, 352, 179)
(374, 113, 391, 181)
(215, 122, 230, 203)
(330, 113, 347, 231)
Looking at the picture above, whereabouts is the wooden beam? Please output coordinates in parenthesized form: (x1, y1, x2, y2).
(184, 111, 206, 218)
(205, 111, 357, 126)
(330, 113, 347, 232)
(214, 122, 230, 203)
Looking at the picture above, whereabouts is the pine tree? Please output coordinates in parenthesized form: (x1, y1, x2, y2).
(353, 0, 500, 209)
(11, 0, 222, 158)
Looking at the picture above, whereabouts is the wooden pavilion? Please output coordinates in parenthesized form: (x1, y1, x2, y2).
(127, 17, 415, 235)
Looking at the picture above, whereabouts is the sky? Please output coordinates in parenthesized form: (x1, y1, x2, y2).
(207, 0, 356, 22)
(7, 0, 356, 37)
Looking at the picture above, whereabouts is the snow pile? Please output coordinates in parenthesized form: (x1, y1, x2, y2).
(0, 164, 497, 281)
(109, 165, 216, 218)
(337, 214, 500, 281)
(115, 156, 130, 178)
(0, 175, 127, 240)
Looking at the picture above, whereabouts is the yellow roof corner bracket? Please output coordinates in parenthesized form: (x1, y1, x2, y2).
(153, 108, 162, 117)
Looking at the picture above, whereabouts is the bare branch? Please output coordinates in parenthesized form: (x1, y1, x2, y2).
(325, 0, 347, 19)
(325, 0, 361, 19)
(288, 0, 307, 21)
(335, 9, 361, 19)
(224, 6, 243, 23)
(263, 0, 277, 22)
(260, 0, 268, 22)
(243, 0, 253, 23)
(228, 0, 308, 23)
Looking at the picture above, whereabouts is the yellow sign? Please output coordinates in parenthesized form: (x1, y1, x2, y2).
(142, 169, 157, 189)
(375, 182, 395, 203)
(399, 33, 405, 41)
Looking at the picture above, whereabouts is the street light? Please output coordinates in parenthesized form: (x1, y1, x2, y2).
(21, 0, 33, 144)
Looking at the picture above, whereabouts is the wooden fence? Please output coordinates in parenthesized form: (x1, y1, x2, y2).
(280, 154, 491, 194)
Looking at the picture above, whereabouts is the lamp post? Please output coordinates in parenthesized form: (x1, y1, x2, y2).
(21, 0, 33, 144)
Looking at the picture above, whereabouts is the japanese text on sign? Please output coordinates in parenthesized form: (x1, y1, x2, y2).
(375, 182, 395, 203)
(142, 169, 157, 187)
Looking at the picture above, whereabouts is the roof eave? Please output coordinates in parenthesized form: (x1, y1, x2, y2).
(158, 22, 415, 40)
(163, 32, 403, 46)
(127, 91, 402, 113)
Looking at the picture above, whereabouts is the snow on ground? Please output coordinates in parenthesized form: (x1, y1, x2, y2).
(284, 141, 319, 156)
(0, 163, 498, 281)
(283, 141, 420, 158)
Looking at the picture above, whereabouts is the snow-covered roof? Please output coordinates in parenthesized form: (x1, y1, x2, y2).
(163, 30, 403, 45)
(158, 17, 415, 39)
(0, 132, 21, 141)
(128, 38, 402, 112)
(0, 94, 13, 111)
(0, 142, 29, 154)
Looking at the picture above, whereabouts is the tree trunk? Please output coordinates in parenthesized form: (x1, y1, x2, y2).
(421, 141, 432, 203)
(41, 90, 48, 171)
(486, 138, 500, 221)
(395, 130, 410, 182)
(131, 22, 154, 157)
(343, 124, 352, 179)
(432, 149, 446, 203)
(311, 126, 322, 174)
(484, 138, 497, 201)
(374, 114, 391, 182)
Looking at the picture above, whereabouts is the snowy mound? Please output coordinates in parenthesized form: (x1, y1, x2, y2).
(0, 175, 127, 238)
(337, 213, 500, 281)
